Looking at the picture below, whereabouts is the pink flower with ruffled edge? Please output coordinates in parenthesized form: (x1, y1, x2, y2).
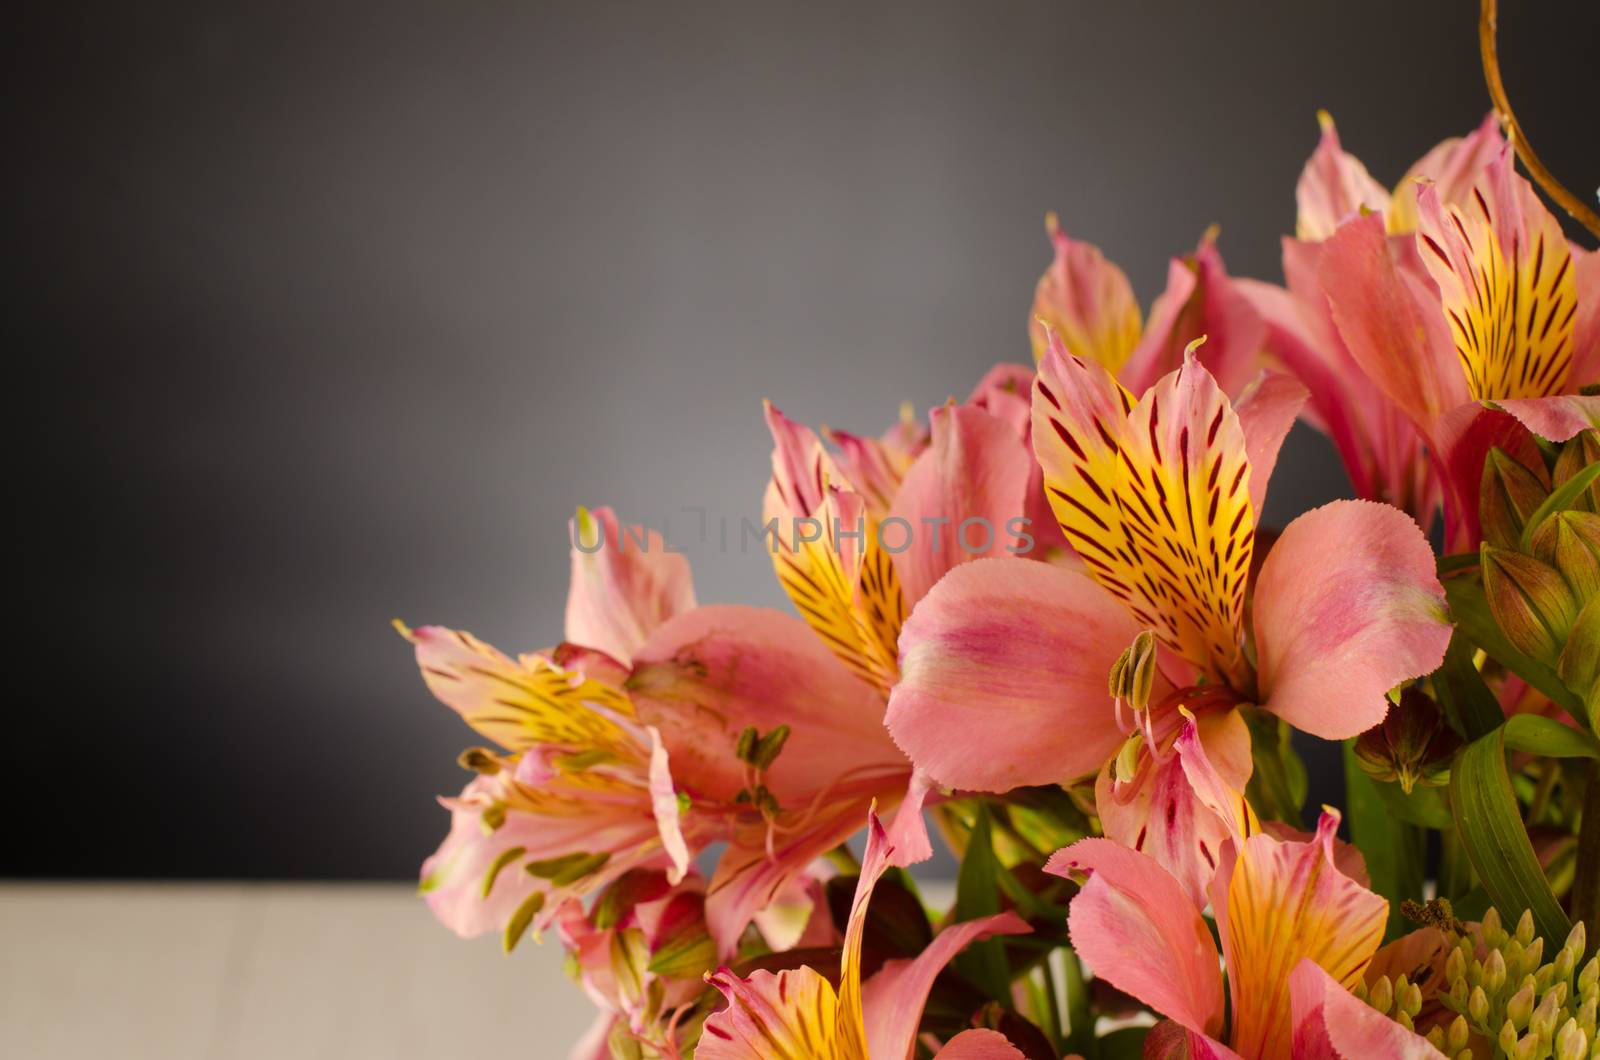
(886, 337, 1452, 902)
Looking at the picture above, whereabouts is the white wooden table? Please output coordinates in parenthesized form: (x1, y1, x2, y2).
(0, 883, 596, 1059)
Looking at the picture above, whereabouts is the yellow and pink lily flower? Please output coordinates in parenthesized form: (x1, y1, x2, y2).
(1239, 113, 1508, 529)
(698, 811, 1032, 1060)
(886, 337, 1452, 902)
(629, 393, 1036, 952)
(402, 506, 910, 956)
(1314, 145, 1599, 551)
(1048, 719, 1444, 1060)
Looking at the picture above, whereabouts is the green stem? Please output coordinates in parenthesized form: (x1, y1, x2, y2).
(1062, 947, 1095, 1058)
(1573, 759, 1600, 958)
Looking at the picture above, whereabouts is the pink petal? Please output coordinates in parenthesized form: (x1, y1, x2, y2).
(1122, 237, 1267, 400)
(704, 792, 876, 957)
(1494, 395, 1600, 442)
(966, 362, 1035, 437)
(933, 1029, 1030, 1059)
(1143, 1022, 1245, 1060)
(886, 403, 1033, 607)
(885, 558, 1141, 791)
(1232, 370, 1309, 516)
(1318, 213, 1469, 436)
(1028, 214, 1142, 372)
(629, 605, 904, 805)
(1094, 706, 1251, 907)
(863, 910, 1031, 1060)
(1289, 959, 1446, 1059)
(1432, 403, 1548, 552)
(1389, 112, 1503, 233)
(646, 726, 691, 884)
(566, 506, 696, 665)
(1294, 111, 1391, 241)
(1252, 500, 1450, 740)
(1047, 839, 1225, 1038)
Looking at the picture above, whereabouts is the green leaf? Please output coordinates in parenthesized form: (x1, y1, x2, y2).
(1344, 741, 1426, 941)
(1432, 632, 1504, 740)
(1503, 714, 1600, 759)
(1444, 575, 1584, 715)
(953, 803, 1011, 1003)
(1449, 724, 1572, 947)
(1519, 459, 1600, 552)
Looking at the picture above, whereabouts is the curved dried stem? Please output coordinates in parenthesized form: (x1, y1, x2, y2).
(1479, 0, 1600, 240)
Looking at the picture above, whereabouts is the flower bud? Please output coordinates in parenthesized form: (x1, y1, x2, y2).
(1447, 1014, 1471, 1053)
(1352, 688, 1461, 793)
(1554, 1017, 1586, 1060)
(1508, 980, 1536, 1028)
(1482, 447, 1552, 549)
(1499, 1018, 1520, 1056)
(1530, 510, 1600, 604)
(1552, 429, 1600, 513)
(1469, 984, 1490, 1023)
(1558, 597, 1599, 721)
(1369, 974, 1394, 1015)
(1482, 544, 1580, 665)
(1516, 908, 1538, 946)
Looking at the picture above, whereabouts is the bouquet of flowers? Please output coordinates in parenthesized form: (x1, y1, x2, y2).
(394, 15, 1598, 1059)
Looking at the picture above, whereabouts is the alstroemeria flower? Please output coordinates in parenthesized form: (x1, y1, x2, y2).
(699, 812, 1031, 1060)
(1029, 215, 1271, 400)
(1239, 113, 1506, 529)
(886, 339, 1451, 900)
(402, 622, 699, 946)
(618, 397, 1032, 954)
(1049, 729, 1442, 1059)
(400, 508, 711, 946)
(1318, 149, 1600, 550)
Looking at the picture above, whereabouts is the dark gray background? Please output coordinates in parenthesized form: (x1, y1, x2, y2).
(14, 1, 1597, 878)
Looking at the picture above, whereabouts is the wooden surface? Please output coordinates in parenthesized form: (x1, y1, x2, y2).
(0, 883, 597, 1059)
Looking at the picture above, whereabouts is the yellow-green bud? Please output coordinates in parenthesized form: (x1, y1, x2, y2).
(1369, 974, 1394, 1015)
(1554, 1017, 1585, 1060)
(1551, 429, 1600, 512)
(1447, 1014, 1471, 1053)
(1499, 1018, 1520, 1056)
(1486, 948, 1508, 994)
(1481, 447, 1551, 550)
(1530, 510, 1600, 603)
(1482, 544, 1580, 665)
(1516, 908, 1538, 946)
(1508, 981, 1537, 1028)
(1469, 984, 1490, 1024)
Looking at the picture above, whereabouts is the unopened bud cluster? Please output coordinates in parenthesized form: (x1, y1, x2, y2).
(1478, 433, 1600, 720)
(1362, 906, 1598, 1060)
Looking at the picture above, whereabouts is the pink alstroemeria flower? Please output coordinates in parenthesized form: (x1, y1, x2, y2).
(621, 394, 1035, 954)
(886, 339, 1452, 902)
(406, 503, 932, 960)
(400, 507, 709, 947)
(1049, 723, 1444, 1060)
(1317, 149, 1600, 551)
(1030, 213, 1272, 400)
(699, 812, 1031, 1060)
(1239, 112, 1507, 529)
